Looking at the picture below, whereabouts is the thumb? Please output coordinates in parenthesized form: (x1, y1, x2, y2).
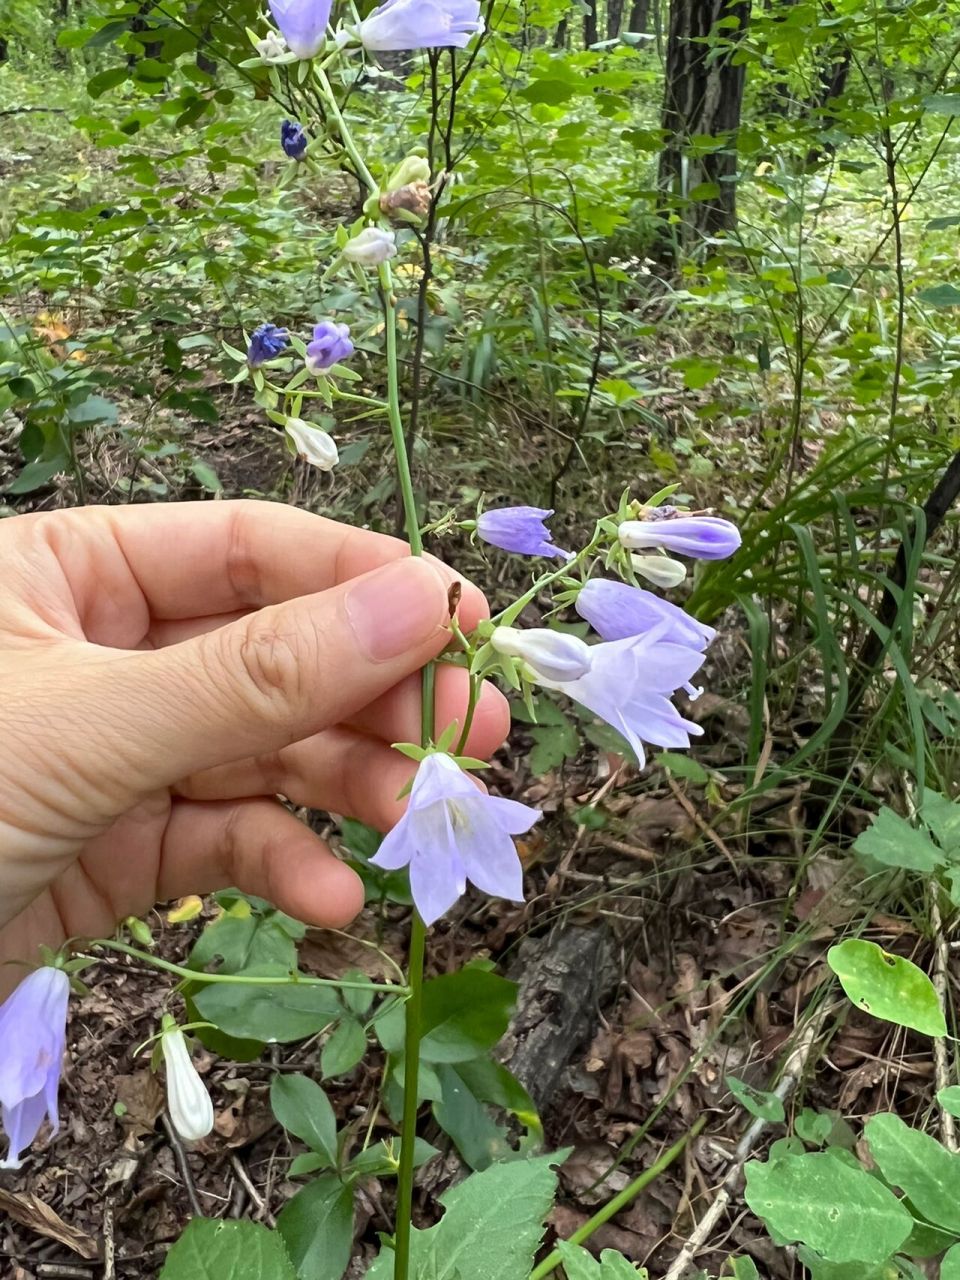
(87, 557, 454, 796)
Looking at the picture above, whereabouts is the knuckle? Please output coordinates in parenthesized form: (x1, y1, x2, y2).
(215, 615, 316, 712)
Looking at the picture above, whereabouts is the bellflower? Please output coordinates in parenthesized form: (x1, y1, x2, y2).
(476, 506, 569, 559)
(306, 321, 354, 373)
(268, 0, 332, 59)
(539, 625, 706, 767)
(0, 967, 70, 1169)
(370, 752, 540, 924)
(342, 226, 397, 267)
(161, 1019, 215, 1143)
(281, 120, 308, 160)
(491, 625, 593, 683)
(286, 419, 339, 471)
(247, 322, 289, 367)
(359, 0, 484, 52)
(618, 515, 741, 561)
(577, 579, 715, 649)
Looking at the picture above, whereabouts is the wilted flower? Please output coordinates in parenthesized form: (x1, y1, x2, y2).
(0, 967, 70, 1169)
(281, 120, 308, 160)
(160, 1018, 214, 1143)
(342, 226, 397, 267)
(268, 0, 332, 59)
(539, 625, 706, 767)
(476, 506, 569, 559)
(370, 752, 540, 924)
(618, 515, 741, 561)
(630, 555, 687, 589)
(359, 0, 484, 51)
(286, 419, 339, 471)
(247, 322, 289, 367)
(255, 31, 289, 60)
(491, 625, 593, 683)
(379, 182, 432, 223)
(306, 321, 354, 373)
(576, 579, 715, 648)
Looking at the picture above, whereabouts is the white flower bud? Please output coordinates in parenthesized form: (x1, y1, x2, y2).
(491, 625, 593, 683)
(342, 226, 397, 268)
(630, 554, 687, 589)
(255, 31, 289, 61)
(285, 419, 339, 471)
(161, 1023, 214, 1143)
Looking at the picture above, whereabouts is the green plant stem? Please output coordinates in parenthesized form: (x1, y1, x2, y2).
(89, 939, 407, 993)
(528, 1116, 707, 1280)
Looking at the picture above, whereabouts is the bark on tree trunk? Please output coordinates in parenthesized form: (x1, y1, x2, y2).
(629, 0, 650, 31)
(553, 17, 568, 47)
(608, 0, 625, 39)
(656, 0, 750, 257)
(0, 37, 8, 62)
(584, 3, 598, 46)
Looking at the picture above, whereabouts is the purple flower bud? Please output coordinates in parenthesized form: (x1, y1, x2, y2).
(359, 0, 484, 52)
(281, 120, 308, 160)
(268, 0, 332, 59)
(306, 321, 354, 373)
(576, 579, 715, 649)
(0, 967, 70, 1169)
(476, 506, 569, 559)
(371, 752, 540, 924)
(618, 516, 741, 561)
(247, 322, 289, 367)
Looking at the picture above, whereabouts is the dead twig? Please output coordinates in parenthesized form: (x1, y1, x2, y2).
(230, 1154, 276, 1226)
(930, 892, 957, 1152)
(162, 1114, 204, 1219)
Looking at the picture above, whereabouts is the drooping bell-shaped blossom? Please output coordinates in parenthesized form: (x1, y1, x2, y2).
(371, 752, 540, 924)
(0, 967, 70, 1169)
(306, 321, 354, 373)
(577, 579, 715, 649)
(359, 0, 483, 52)
(491, 625, 593, 683)
(247, 322, 289, 367)
(476, 506, 569, 559)
(285, 419, 339, 471)
(539, 624, 706, 767)
(618, 515, 741, 561)
(268, 0, 332, 59)
(342, 226, 397, 267)
(281, 120, 308, 160)
(161, 1019, 215, 1143)
(630, 554, 687, 589)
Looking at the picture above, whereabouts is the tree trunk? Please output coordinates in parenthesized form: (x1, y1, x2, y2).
(584, 4, 598, 46)
(656, 0, 750, 257)
(607, 0, 625, 39)
(553, 17, 568, 48)
(0, 36, 8, 62)
(629, 0, 650, 31)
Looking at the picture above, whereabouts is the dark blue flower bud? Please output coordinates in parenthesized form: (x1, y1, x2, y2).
(281, 120, 308, 160)
(247, 322, 289, 367)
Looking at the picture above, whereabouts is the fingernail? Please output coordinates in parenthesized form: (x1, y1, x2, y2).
(345, 559, 446, 662)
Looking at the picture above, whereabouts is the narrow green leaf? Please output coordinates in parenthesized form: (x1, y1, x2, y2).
(277, 1175, 354, 1280)
(271, 1075, 338, 1167)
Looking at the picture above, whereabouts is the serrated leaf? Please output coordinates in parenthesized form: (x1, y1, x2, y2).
(865, 1112, 960, 1232)
(159, 1219, 297, 1279)
(851, 806, 943, 873)
(827, 940, 946, 1036)
(744, 1153, 912, 1264)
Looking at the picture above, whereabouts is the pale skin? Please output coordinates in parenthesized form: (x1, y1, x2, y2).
(0, 500, 509, 998)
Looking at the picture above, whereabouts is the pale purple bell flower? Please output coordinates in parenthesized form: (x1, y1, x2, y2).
(0, 967, 70, 1169)
(370, 752, 540, 924)
(268, 0, 332, 59)
(476, 506, 569, 559)
(306, 321, 354, 373)
(359, 0, 483, 52)
(576, 579, 715, 649)
(618, 516, 741, 561)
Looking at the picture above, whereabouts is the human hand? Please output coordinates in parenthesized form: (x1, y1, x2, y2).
(0, 500, 507, 988)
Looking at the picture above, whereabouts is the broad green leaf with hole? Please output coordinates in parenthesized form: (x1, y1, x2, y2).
(851, 807, 943, 873)
(159, 1219, 297, 1278)
(726, 1076, 784, 1122)
(865, 1112, 960, 1232)
(744, 1153, 912, 1263)
(827, 940, 946, 1036)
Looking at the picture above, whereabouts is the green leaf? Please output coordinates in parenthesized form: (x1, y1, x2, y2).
(276, 1175, 354, 1280)
(365, 1152, 566, 1280)
(795, 1108, 833, 1147)
(5, 457, 68, 495)
(188, 894, 303, 974)
(190, 461, 222, 493)
(794, 1249, 897, 1280)
(433, 1063, 513, 1171)
(376, 967, 516, 1064)
(925, 94, 960, 115)
(920, 790, 960, 859)
(556, 1241, 600, 1279)
(726, 1076, 785, 1123)
(743, 1153, 912, 1264)
(851, 806, 943, 873)
(937, 1086, 960, 1118)
(941, 1244, 960, 1280)
(917, 283, 960, 308)
(827, 940, 946, 1036)
(193, 981, 342, 1044)
(68, 394, 119, 426)
(348, 1137, 437, 1180)
(865, 1112, 960, 1232)
(322, 1018, 367, 1079)
(656, 752, 709, 784)
(159, 1219, 297, 1279)
(271, 1075, 338, 1168)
